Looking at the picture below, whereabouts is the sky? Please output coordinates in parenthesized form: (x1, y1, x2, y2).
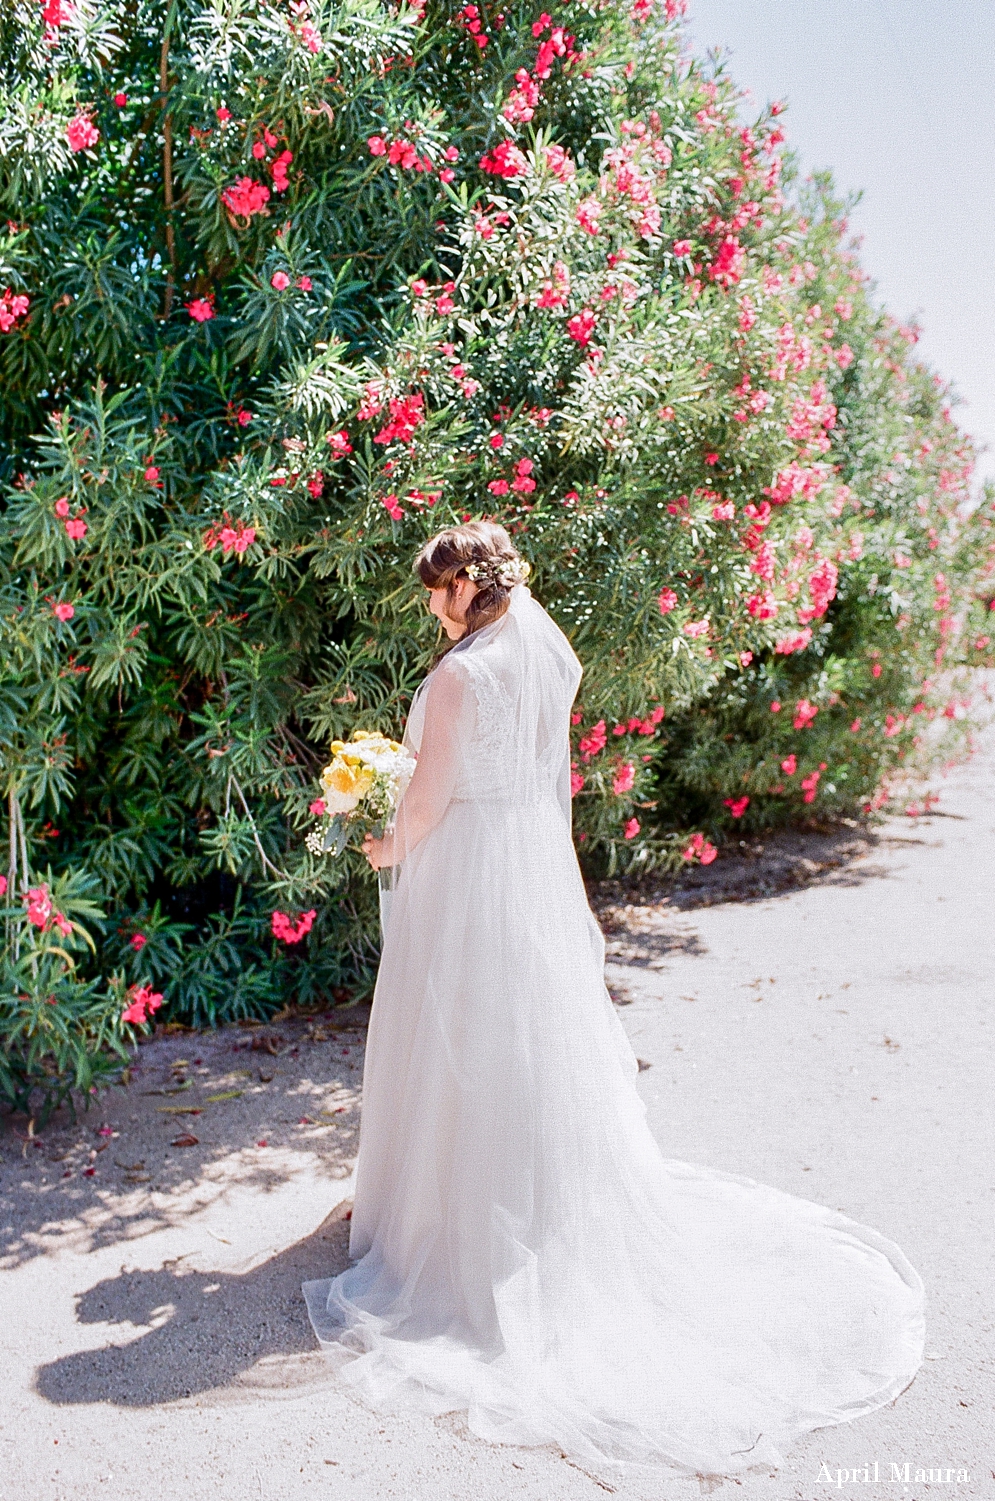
(685, 0, 995, 490)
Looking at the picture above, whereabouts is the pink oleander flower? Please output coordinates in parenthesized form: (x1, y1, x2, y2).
(566, 310, 597, 346)
(368, 135, 387, 156)
(723, 796, 749, 818)
(612, 763, 636, 795)
(186, 297, 215, 322)
(271, 908, 316, 944)
(793, 699, 819, 730)
(774, 628, 813, 655)
(800, 770, 821, 803)
(389, 139, 418, 169)
(221, 177, 271, 220)
(66, 114, 99, 153)
(544, 144, 575, 181)
(570, 768, 584, 797)
(578, 719, 607, 761)
(683, 619, 709, 638)
(270, 149, 293, 191)
(576, 197, 602, 235)
(270, 270, 291, 290)
(297, 275, 313, 291)
(373, 392, 425, 446)
(130, 933, 147, 950)
(65, 517, 87, 540)
(114, 93, 127, 108)
(122, 983, 164, 1026)
(479, 140, 528, 178)
(326, 430, 353, 457)
(52, 601, 75, 622)
(623, 817, 640, 840)
(657, 588, 678, 615)
(781, 754, 797, 775)
(25, 885, 53, 928)
(682, 832, 717, 864)
(310, 799, 326, 815)
(746, 591, 778, 621)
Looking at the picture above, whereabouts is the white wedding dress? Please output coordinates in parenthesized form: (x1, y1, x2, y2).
(303, 584, 924, 1483)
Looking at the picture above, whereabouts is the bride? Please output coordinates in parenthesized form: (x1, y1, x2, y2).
(302, 521, 925, 1483)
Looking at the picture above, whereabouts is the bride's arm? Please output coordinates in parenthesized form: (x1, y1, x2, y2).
(364, 659, 473, 868)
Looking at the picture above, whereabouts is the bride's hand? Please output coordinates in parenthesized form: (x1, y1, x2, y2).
(362, 831, 384, 870)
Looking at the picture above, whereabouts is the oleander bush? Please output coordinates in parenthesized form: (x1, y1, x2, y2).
(1, 0, 993, 1111)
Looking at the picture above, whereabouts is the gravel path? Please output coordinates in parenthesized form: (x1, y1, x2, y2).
(3, 726, 992, 1501)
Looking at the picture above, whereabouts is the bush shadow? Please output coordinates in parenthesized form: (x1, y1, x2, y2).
(33, 1201, 353, 1407)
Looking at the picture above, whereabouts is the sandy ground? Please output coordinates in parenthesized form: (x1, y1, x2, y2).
(2, 727, 993, 1501)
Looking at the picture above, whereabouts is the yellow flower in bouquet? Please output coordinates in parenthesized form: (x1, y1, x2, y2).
(320, 754, 375, 813)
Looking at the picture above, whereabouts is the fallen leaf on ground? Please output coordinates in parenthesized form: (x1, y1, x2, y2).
(158, 1105, 203, 1114)
(251, 1033, 283, 1055)
(206, 1090, 242, 1102)
(171, 1133, 199, 1147)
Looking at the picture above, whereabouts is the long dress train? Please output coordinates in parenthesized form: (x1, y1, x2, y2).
(302, 584, 924, 1483)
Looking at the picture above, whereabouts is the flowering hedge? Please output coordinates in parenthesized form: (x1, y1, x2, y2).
(1, 0, 993, 1111)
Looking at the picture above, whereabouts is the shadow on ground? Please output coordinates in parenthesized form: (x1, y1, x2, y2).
(588, 817, 947, 969)
(33, 1200, 353, 1407)
(590, 817, 945, 916)
(0, 1010, 368, 1271)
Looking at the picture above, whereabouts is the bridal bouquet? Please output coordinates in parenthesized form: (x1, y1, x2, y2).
(306, 730, 416, 858)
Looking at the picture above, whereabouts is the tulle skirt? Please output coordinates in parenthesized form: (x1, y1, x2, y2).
(303, 796, 925, 1482)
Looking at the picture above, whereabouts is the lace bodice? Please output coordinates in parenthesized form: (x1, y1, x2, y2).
(406, 649, 518, 802)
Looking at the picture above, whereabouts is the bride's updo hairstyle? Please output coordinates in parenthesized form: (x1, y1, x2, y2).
(414, 521, 530, 639)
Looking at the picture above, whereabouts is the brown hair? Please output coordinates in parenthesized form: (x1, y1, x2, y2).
(414, 521, 526, 640)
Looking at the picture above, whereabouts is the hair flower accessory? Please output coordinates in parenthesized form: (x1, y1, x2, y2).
(464, 556, 531, 587)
